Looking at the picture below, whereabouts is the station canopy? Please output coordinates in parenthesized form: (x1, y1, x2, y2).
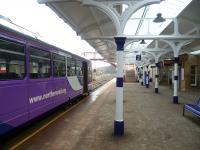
(38, 0, 200, 65)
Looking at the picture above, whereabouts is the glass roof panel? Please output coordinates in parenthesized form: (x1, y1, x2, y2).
(124, 0, 192, 61)
(124, 7, 145, 35)
(146, 0, 192, 18)
(124, 0, 192, 36)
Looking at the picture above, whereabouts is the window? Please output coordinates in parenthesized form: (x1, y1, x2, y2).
(190, 65, 197, 86)
(76, 60, 82, 76)
(67, 58, 76, 76)
(29, 47, 51, 79)
(53, 53, 66, 77)
(0, 38, 25, 80)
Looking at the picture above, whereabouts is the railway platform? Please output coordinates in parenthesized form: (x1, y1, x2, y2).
(5, 79, 200, 150)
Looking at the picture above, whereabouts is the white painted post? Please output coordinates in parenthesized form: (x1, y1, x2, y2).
(141, 67, 143, 85)
(173, 57, 179, 103)
(146, 66, 149, 88)
(155, 62, 159, 93)
(143, 66, 146, 86)
(114, 37, 126, 136)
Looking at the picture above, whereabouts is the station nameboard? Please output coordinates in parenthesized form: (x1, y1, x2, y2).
(163, 59, 174, 66)
(136, 55, 141, 61)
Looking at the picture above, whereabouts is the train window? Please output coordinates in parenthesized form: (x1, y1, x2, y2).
(76, 61, 82, 76)
(29, 47, 51, 79)
(0, 38, 25, 80)
(53, 53, 66, 77)
(67, 58, 76, 76)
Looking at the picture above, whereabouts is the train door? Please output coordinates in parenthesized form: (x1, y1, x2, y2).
(82, 61, 88, 94)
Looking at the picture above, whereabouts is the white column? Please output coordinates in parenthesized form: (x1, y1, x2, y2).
(146, 66, 149, 88)
(140, 67, 143, 85)
(143, 66, 145, 86)
(155, 63, 159, 93)
(115, 51, 123, 121)
(114, 37, 126, 136)
(173, 57, 179, 103)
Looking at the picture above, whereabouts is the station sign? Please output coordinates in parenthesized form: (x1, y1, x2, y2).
(163, 59, 174, 66)
(136, 55, 141, 61)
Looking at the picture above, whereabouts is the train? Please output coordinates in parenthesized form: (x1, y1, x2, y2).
(0, 23, 92, 136)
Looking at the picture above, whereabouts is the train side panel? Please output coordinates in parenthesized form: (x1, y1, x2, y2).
(0, 81, 28, 135)
(67, 76, 83, 98)
(28, 79, 55, 120)
(52, 77, 69, 107)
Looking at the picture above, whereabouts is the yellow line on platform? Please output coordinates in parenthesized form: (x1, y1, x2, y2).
(9, 99, 85, 150)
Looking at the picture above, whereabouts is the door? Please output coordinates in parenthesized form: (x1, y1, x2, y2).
(82, 61, 88, 94)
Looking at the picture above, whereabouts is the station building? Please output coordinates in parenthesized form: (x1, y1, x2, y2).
(1, 0, 200, 149)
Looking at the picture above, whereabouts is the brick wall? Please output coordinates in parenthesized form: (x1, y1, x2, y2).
(180, 54, 200, 90)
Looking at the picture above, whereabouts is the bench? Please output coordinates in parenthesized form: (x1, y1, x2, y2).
(183, 97, 200, 117)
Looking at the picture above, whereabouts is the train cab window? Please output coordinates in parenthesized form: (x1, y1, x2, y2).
(76, 61, 82, 76)
(67, 58, 76, 76)
(53, 53, 66, 77)
(0, 38, 25, 80)
(29, 47, 51, 79)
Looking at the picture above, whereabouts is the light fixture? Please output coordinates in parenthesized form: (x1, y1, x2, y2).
(190, 50, 200, 55)
(153, 13, 166, 23)
(140, 39, 146, 44)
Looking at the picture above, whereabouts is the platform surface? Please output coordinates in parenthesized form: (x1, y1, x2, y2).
(17, 80, 200, 150)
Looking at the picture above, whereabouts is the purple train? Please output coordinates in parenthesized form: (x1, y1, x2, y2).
(0, 24, 92, 136)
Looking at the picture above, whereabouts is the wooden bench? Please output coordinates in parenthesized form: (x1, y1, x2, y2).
(183, 97, 200, 117)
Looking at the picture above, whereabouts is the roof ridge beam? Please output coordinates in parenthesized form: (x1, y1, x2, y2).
(85, 35, 200, 40)
(38, 0, 76, 3)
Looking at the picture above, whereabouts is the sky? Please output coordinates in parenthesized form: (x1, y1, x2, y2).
(0, 0, 110, 68)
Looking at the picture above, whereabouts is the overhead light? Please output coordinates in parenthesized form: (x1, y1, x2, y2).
(190, 50, 200, 55)
(140, 39, 146, 44)
(153, 13, 166, 23)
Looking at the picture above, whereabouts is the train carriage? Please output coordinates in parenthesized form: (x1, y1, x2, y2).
(0, 24, 92, 136)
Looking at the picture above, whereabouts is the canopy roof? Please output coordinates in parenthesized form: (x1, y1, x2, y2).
(38, 0, 200, 65)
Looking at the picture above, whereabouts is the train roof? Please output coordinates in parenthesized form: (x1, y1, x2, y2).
(0, 22, 91, 63)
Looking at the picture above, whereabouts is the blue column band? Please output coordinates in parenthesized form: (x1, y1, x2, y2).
(174, 76, 178, 80)
(174, 57, 179, 63)
(114, 120, 124, 136)
(155, 88, 158, 93)
(173, 96, 178, 104)
(155, 63, 159, 67)
(116, 77, 123, 87)
(114, 37, 126, 51)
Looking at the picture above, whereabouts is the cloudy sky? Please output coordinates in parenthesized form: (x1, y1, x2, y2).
(0, 0, 110, 68)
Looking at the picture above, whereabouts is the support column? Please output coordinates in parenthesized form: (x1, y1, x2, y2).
(114, 37, 126, 136)
(146, 66, 149, 88)
(141, 67, 143, 86)
(137, 70, 139, 82)
(173, 57, 179, 104)
(143, 66, 146, 86)
(155, 63, 159, 93)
